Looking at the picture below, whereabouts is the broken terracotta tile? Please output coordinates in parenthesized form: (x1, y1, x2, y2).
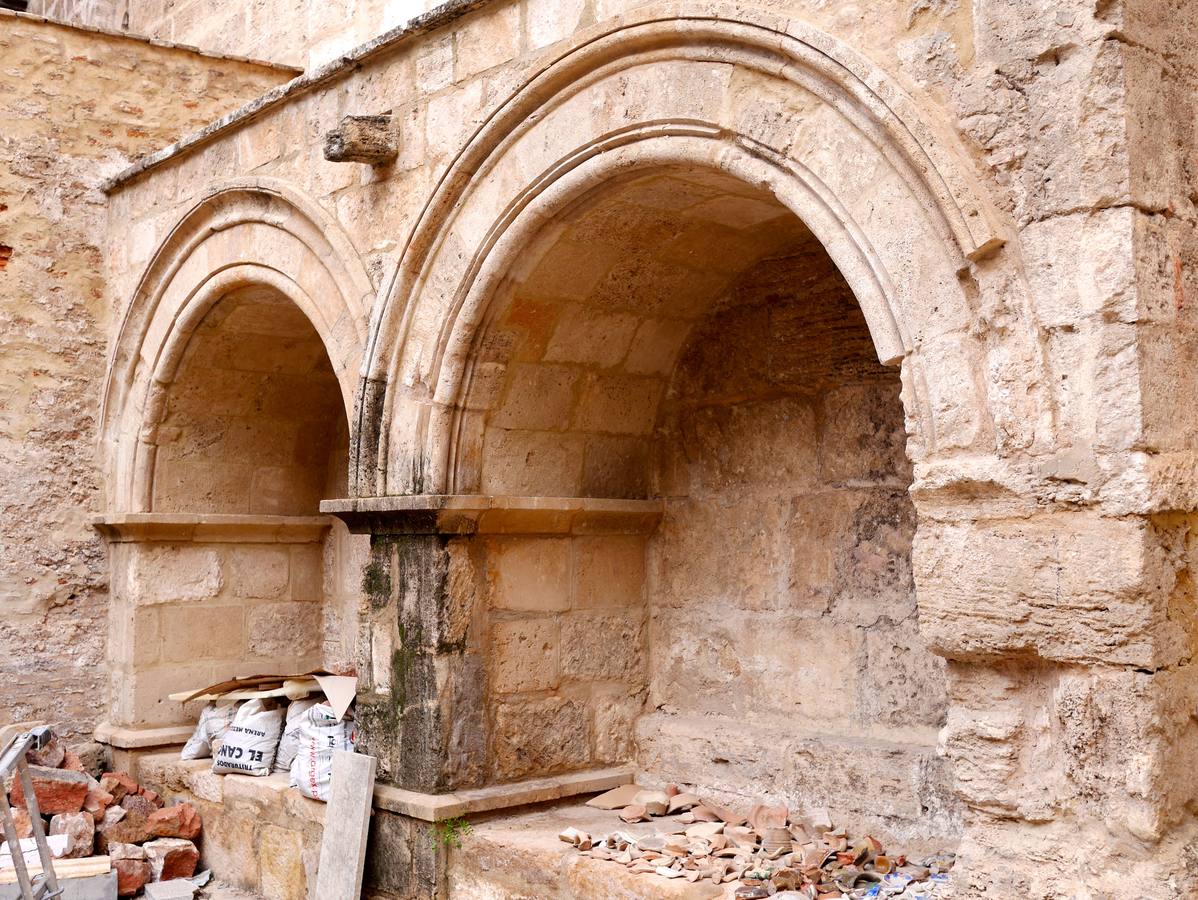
(586, 784, 641, 810)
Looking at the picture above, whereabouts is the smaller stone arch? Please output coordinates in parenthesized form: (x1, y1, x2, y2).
(100, 177, 374, 512)
(95, 179, 375, 737)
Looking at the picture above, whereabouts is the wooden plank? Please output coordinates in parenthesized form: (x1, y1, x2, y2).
(314, 751, 376, 900)
(0, 856, 110, 885)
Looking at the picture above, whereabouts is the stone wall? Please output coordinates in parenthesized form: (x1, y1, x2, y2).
(138, 754, 324, 900)
(124, 0, 438, 69)
(0, 11, 290, 739)
(103, 528, 328, 728)
(481, 532, 649, 781)
(639, 240, 954, 845)
(150, 287, 347, 516)
(93, 0, 1198, 894)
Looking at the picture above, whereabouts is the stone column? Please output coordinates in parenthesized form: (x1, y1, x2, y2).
(351, 524, 487, 794)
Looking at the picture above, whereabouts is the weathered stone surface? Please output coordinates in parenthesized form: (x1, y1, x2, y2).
(96, 803, 151, 850)
(258, 824, 307, 900)
(324, 115, 397, 164)
(493, 697, 590, 781)
(10, 766, 89, 815)
(120, 792, 156, 820)
(2, 807, 33, 843)
(26, 734, 66, 769)
(83, 778, 115, 816)
(100, 773, 139, 805)
(491, 619, 559, 693)
(559, 611, 645, 683)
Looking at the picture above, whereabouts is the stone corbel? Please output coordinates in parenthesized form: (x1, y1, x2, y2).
(323, 114, 398, 164)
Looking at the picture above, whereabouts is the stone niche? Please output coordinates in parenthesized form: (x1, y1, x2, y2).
(412, 166, 960, 848)
(97, 286, 365, 745)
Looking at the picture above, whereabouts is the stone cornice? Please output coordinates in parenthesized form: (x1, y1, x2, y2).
(92, 513, 333, 543)
(320, 495, 664, 535)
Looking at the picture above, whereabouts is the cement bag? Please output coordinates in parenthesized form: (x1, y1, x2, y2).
(181, 701, 240, 760)
(288, 704, 355, 801)
(212, 699, 285, 776)
(272, 697, 320, 774)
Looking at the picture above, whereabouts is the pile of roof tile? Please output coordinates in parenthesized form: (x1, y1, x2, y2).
(562, 784, 953, 899)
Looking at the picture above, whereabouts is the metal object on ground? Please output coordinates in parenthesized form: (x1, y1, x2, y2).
(1, 727, 62, 899)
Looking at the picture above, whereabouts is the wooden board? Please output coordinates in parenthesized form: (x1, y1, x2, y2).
(0, 855, 110, 885)
(314, 751, 376, 899)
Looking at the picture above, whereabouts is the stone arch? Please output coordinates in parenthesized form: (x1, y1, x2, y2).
(101, 178, 374, 512)
(358, 3, 1017, 497)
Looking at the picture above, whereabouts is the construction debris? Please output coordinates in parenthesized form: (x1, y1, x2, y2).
(2, 732, 201, 899)
(565, 786, 954, 899)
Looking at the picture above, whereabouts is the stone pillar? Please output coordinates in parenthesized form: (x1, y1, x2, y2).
(352, 525, 487, 793)
(915, 502, 1198, 897)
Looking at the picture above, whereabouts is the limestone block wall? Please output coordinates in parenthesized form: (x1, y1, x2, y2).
(0, 11, 290, 738)
(123, 0, 437, 69)
(137, 754, 325, 900)
(638, 246, 954, 844)
(149, 287, 347, 516)
(481, 533, 648, 780)
(103, 525, 328, 727)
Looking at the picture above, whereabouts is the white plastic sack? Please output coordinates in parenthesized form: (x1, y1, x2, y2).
(212, 699, 285, 776)
(181, 701, 240, 760)
(273, 697, 320, 773)
(288, 703, 355, 801)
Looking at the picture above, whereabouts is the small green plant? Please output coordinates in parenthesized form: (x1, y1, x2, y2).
(431, 816, 473, 850)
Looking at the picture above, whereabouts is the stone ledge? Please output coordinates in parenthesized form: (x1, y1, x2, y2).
(321, 495, 663, 535)
(92, 513, 333, 543)
(136, 750, 631, 824)
(95, 721, 194, 749)
(373, 766, 634, 822)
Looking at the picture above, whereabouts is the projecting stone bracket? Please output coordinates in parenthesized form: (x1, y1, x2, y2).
(323, 114, 398, 164)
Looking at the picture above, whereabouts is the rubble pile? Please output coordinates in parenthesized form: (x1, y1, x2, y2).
(2, 733, 202, 897)
(562, 785, 953, 899)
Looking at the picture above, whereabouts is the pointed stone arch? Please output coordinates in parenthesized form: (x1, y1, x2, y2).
(354, 3, 1017, 498)
(100, 177, 374, 512)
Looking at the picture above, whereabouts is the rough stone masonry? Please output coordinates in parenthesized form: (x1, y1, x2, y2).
(3, 0, 1198, 897)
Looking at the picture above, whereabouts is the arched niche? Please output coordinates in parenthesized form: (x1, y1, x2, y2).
(96, 181, 372, 735)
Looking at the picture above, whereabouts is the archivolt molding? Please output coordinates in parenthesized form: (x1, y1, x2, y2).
(357, 6, 1013, 497)
(101, 177, 374, 513)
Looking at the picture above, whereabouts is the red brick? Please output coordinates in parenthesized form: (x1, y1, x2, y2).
(60, 749, 86, 773)
(120, 793, 155, 819)
(113, 858, 151, 897)
(143, 838, 199, 881)
(48, 811, 94, 858)
(146, 803, 201, 841)
(10, 765, 88, 815)
(3, 807, 33, 840)
(99, 772, 139, 804)
(96, 805, 151, 851)
(83, 779, 114, 816)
